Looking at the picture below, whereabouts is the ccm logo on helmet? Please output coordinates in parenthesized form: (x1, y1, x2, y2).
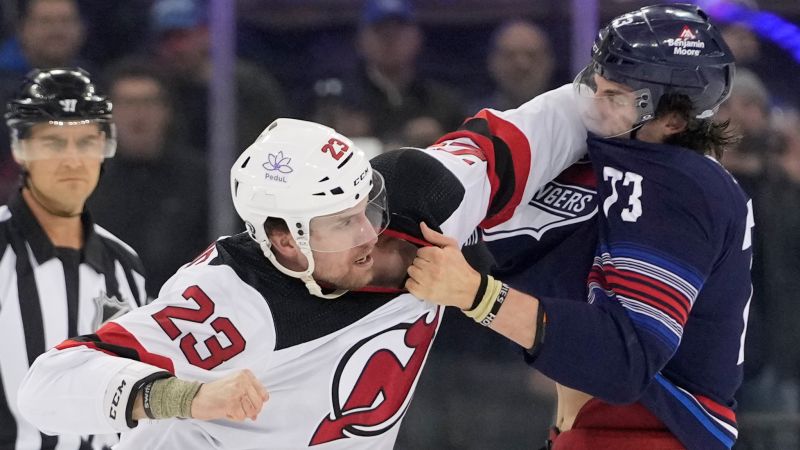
(353, 168, 369, 187)
(309, 308, 440, 446)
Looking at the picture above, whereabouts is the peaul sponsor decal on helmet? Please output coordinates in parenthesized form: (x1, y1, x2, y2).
(263, 151, 293, 183)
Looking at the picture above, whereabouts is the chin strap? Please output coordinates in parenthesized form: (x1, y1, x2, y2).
(258, 240, 348, 299)
(630, 124, 641, 141)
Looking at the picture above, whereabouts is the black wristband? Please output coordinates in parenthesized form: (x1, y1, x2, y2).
(480, 283, 509, 327)
(467, 273, 488, 311)
(526, 301, 547, 357)
(141, 380, 156, 420)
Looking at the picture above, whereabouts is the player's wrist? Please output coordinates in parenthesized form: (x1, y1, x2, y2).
(140, 377, 203, 420)
(465, 272, 488, 311)
(463, 275, 509, 326)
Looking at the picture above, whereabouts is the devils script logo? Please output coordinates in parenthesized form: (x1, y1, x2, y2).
(309, 308, 440, 445)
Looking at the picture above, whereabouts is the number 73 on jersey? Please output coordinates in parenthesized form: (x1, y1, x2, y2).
(602, 166, 643, 222)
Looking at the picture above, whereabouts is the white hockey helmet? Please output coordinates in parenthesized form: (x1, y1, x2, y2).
(231, 118, 389, 298)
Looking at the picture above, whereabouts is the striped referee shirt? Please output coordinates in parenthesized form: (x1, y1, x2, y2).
(0, 192, 147, 450)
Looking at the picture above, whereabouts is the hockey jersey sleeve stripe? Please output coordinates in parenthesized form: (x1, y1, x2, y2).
(624, 307, 681, 349)
(695, 393, 737, 425)
(603, 262, 693, 310)
(607, 257, 698, 304)
(591, 260, 693, 325)
(604, 269, 690, 324)
(604, 243, 704, 289)
(655, 374, 737, 447)
(609, 283, 688, 329)
(55, 322, 175, 373)
(436, 110, 531, 229)
(615, 296, 682, 348)
(55, 336, 123, 358)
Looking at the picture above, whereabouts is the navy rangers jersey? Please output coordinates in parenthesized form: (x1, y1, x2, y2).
(436, 96, 750, 449)
(528, 136, 752, 450)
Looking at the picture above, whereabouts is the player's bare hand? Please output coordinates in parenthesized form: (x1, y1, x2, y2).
(405, 222, 481, 310)
(191, 369, 268, 422)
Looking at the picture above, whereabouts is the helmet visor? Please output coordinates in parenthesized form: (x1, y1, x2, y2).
(573, 64, 654, 138)
(13, 120, 117, 161)
(309, 170, 389, 252)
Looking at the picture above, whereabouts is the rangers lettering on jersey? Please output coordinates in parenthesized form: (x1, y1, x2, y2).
(530, 183, 594, 215)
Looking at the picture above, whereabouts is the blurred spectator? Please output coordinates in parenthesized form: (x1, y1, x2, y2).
(763, 112, 800, 395)
(89, 59, 209, 297)
(150, 0, 287, 153)
(717, 68, 780, 193)
(353, 0, 466, 148)
(0, 0, 91, 204)
(722, 23, 800, 109)
(719, 68, 800, 450)
(470, 20, 556, 112)
(309, 76, 387, 159)
(0, 0, 87, 73)
(721, 23, 761, 65)
(310, 77, 374, 139)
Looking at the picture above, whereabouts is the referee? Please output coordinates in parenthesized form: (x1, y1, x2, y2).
(0, 68, 147, 449)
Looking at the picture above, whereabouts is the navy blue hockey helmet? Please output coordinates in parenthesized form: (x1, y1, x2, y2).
(593, 3, 735, 121)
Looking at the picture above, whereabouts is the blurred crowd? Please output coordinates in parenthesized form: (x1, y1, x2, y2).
(0, 0, 799, 448)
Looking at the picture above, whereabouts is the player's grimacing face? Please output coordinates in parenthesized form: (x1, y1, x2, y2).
(575, 68, 645, 138)
(309, 200, 380, 290)
(589, 74, 640, 138)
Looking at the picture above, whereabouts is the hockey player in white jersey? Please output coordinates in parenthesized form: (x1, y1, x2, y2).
(18, 81, 587, 449)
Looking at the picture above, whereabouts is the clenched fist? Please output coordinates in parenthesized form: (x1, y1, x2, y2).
(191, 369, 269, 421)
(405, 222, 481, 310)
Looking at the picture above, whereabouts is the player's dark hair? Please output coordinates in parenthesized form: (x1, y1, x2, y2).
(657, 92, 740, 160)
(264, 217, 290, 237)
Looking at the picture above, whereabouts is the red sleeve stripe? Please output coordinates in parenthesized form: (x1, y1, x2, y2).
(696, 394, 737, 424)
(436, 128, 500, 209)
(606, 266, 692, 310)
(471, 110, 532, 229)
(55, 339, 121, 358)
(436, 110, 532, 230)
(605, 270, 691, 323)
(97, 322, 175, 373)
(606, 279, 689, 326)
(588, 265, 607, 285)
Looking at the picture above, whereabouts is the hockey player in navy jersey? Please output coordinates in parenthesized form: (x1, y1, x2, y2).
(407, 4, 750, 450)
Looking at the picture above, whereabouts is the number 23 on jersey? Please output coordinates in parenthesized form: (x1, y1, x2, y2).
(151, 285, 247, 370)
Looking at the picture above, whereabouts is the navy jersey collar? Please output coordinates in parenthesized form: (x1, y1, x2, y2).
(588, 134, 696, 155)
(8, 190, 106, 272)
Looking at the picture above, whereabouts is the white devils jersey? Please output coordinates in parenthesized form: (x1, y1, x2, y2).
(18, 84, 589, 449)
(21, 235, 442, 450)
